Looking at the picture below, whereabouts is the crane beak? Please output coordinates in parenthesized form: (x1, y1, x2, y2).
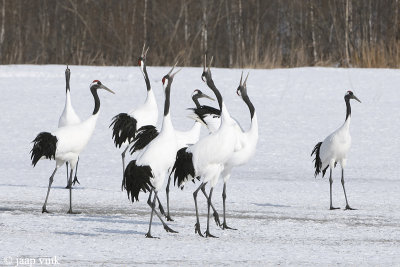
(100, 84, 115, 94)
(353, 95, 361, 103)
(200, 92, 215, 101)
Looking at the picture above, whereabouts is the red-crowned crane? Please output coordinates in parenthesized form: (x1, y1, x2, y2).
(219, 72, 258, 230)
(122, 64, 180, 238)
(58, 66, 81, 188)
(129, 89, 216, 221)
(311, 91, 361, 210)
(172, 56, 240, 238)
(31, 80, 115, 214)
(110, 45, 158, 179)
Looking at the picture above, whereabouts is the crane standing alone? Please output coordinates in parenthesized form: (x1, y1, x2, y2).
(311, 90, 361, 210)
(58, 66, 81, 188)
(31, 80, 115, 213)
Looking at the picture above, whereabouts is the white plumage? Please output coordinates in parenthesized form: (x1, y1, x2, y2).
(311, 90, 361, 210)
(58, 66, 81, 188)
(110, 46, 158, 178)
(173, 57, 240, 237)
(31, 80, 114, 214)
(219, 73, 259, 230)
(122, 65, 181, 238)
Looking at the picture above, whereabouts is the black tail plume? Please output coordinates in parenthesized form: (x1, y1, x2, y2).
(172, 147, 195, 188)
(110, 113, 137, 148)
(129, 125, 159, 154)
(30, 132, 57, 167)
(311, 142, 323, 177)
(122, 160, 153, 202)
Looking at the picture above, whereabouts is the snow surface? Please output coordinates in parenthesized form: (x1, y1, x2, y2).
(0, 65, 399, 266)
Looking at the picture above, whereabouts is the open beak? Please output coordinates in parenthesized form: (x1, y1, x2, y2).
(100, 84, 115, 94)
(353, 95, 361, 103)
(200, 92, 215, 101)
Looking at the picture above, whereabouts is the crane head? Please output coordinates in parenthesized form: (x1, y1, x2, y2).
(162, 62, 181, 88)
(90, 80, 115, 94)
(192, 89, 214, 101)
(236, 71, 249, 97)
(201, 54, 213, 83)
(138, 44, 149, 71)
(345, 90, 361, 103)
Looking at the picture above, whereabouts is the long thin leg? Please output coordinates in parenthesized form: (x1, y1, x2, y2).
(146, 190, 178, 238)
(329, 168, 340, 210)
(205, 187, 217, 238)
(222, 182, 237, 230)
(65, 162, 70, 189)
(145, 189, 156, 238)
(157, 195, 166, 217)
(201, 185, 220, 226)
(72, 157, 80, 185)
(193, 182, 205, 237)
(42, 167, 58, 213)
(165, 174, 173, 221)
(341, 169, 356, 210)
(67, 169, 79, 214)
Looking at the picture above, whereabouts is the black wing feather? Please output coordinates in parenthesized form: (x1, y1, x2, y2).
(30, 132, 57, 167)
(110, 113, 137, 148)
(122, 160, 154, 202)
(311, 142, 323, 177)
(129, 125, 159, 154)
(172, 147, 196, 188)
(188, 105, 220, 125)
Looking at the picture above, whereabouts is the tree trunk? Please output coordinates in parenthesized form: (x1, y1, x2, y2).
(345, 0, 351, 66)
(309, 0, 318, 65)
(225, 0, 233, 67)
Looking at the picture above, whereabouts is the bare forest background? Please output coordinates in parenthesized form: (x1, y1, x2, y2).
(0, 0, 399, 68)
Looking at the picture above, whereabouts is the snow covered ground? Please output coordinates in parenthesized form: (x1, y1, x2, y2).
(0, 65, 399, 266)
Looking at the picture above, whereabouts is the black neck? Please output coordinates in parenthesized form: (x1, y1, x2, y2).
(65, 74, 70, 93)
(345, 97, 351, 121)
(242, 94, 255, 119)
(206, 79, 223, 110)
(143, 65, 151, 91)
(192, 95, 201, 109)
(164, 82, 172, 116)
(91, 87, 100, 115)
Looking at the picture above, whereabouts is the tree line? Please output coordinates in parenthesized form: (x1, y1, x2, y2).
(0, 0, 399, 68)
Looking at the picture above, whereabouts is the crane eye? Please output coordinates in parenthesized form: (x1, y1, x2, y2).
(162, 77, 166, 84)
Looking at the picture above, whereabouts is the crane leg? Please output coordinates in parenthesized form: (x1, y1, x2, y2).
(72, 157, 80, 186)
(146, 190, 177, 238)
(65, 162, 70, 189)
(156, 195, 166, 216)
(329, 168, 340, 210)
(222, 182, 237, 230)
(42, 167, 58, 213)
(67, 169, 79, 214)
(341, 169, 356, 210)
(165, 174, 174, 221)
(193, 182, 205, 237)
(201, 184, 220, 226)
(145, 189, 156, 238)
(205, 187, 218, 238)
